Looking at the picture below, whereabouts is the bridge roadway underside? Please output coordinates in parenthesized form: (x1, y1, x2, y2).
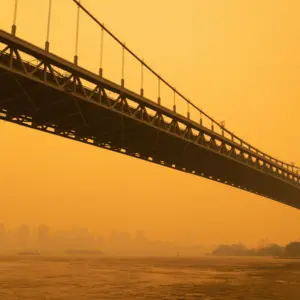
(0, 67, 299, 209)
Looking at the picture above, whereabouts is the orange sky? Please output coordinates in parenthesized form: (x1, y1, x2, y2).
(0, 0, 299, 246)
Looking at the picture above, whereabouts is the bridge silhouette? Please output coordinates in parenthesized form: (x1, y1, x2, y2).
(0, 0, 299, 209)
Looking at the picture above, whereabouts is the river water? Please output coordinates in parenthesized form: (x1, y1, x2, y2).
(0, 255, 299, 299)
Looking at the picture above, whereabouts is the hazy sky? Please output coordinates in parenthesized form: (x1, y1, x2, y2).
(0, 0, 299, 246)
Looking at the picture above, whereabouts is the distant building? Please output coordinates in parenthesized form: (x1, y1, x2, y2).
(37, 225, 50, 246)
(135, 230, 147, 243)
(15, 225, 30, 249)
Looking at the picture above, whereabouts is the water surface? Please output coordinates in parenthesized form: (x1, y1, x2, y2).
(0, 256, 299, 299)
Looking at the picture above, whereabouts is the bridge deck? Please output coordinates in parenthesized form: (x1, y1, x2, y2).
(0, 29, 299, 209)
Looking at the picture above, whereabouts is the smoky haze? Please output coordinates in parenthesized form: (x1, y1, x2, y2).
(1, 0, 300, 249)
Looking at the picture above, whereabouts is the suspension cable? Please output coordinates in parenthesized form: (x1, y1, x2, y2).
(71, 0, 300, 172)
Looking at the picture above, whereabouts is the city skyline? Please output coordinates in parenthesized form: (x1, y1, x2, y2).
(1, 223, 298, 253)
(0, 222, 213, 256)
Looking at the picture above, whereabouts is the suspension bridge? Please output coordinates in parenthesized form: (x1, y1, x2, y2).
(0, 0, 299, 209)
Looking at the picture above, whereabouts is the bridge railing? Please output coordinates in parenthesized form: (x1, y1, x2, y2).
(2, 0, 300, 176)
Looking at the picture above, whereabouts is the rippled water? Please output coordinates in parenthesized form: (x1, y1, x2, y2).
(0, 255, 300, 299)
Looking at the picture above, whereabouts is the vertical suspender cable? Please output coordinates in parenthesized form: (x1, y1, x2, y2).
(99, 27, 104, 76)
(140, 63, 144, 96)
(74, 0, 81, 65)
(121, 45, 125, 87)
(173, 89, 176, 112)
(158, 78, 161, 104)
(200, 110, 202, 126)
(12, 0, 19, 36)
(45, 0, 52, 51)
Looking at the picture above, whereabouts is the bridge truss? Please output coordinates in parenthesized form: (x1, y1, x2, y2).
(0, 29, 299, 209)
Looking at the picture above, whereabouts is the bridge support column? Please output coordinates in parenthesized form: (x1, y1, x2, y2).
(140, 88, 144, 97)
(158, 97, 161, 105)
